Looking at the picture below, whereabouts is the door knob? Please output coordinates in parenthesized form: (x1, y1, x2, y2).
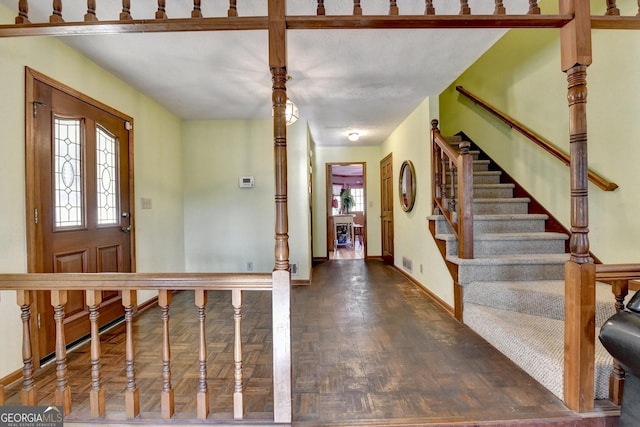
(121, 225, 132, 233)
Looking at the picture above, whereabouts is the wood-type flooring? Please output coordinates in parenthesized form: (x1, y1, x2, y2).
(4, 259, 619, 426)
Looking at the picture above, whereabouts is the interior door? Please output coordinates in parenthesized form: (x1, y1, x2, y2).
(27, 71, 133, 361)
(380, 154, 394, 264)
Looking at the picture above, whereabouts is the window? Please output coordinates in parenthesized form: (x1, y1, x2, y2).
(351, 188, 365, 212)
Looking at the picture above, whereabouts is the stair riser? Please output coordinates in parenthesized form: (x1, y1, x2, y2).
(474, 201, 529, 215)
(473, 187, 514, 198)
(444, 173, 501, 185)
(446, 239, 566, 257)
(458, 263, 565, 285)
(464, 289, 615, 326)
(433, 217, 546, 234)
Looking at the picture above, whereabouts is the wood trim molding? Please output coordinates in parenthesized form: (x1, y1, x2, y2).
(393, 266, 455, 317)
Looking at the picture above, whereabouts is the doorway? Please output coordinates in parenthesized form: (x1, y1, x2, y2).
(326, 163, 366, 260)
(25, 68, 135, 363)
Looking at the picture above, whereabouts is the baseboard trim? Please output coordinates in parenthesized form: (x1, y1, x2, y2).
(0, 367, 23, 389)
(393, 266, 455, 317)
(292, 279, 310, 286)
(136, 295, 159, 314)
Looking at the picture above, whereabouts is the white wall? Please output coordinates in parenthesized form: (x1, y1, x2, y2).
(182, 119, 312, 279)
(380, 98, 454, 305)
(0, 4, 184, 378)
(312, 146, 382, 259)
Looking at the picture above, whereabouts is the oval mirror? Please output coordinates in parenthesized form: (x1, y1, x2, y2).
(399, 160, 416, 212)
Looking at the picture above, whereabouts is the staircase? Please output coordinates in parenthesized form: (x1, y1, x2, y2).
(428, 137, 615, 401)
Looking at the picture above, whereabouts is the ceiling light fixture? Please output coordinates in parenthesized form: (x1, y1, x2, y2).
(285, 99, 299, 126)
(348, 132, 360, 142)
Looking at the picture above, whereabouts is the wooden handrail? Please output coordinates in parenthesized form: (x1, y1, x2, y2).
(0, 272, 273, 291)
(596, 263, 640, 281)
(456, 86, 618, 192)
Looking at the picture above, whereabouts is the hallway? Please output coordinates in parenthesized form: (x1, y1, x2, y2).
(4, 260, 617, 425)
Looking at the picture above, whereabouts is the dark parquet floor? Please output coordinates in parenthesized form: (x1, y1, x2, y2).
(4, 260, 618, 426)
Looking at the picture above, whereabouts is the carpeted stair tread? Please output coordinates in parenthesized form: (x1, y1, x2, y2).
(448, 252, 569, 265)
(463, 302, 613, 400)
(463, 280, 616, 326)
(436, 232, 568, 242)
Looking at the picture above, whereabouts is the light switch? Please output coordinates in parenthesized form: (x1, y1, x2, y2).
(141, 197, 152, 209)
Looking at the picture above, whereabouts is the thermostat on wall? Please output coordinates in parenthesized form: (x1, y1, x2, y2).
(239, 176, 255, 188)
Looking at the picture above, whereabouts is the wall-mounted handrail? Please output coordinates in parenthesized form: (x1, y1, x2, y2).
(456, 86, 618, 192)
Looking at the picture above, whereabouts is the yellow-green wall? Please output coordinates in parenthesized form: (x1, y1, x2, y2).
(0, 4, 184, 378)
(182, 119, 312, 279)
(440, 2, 640, 264)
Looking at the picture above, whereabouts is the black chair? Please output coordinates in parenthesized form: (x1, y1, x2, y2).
(599, 290, 640, 427)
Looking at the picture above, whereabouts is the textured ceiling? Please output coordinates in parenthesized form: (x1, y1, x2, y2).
(0, 0, 528, 146)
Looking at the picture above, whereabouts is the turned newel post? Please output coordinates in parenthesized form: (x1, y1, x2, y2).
(494, 0, 506, 15)
(528, 1, 540, 14)
(605, 0, 620, 15)
(353, 0, 362, 16)
(272, 66, 290, 273)
(560, 0, 594, 413)
(51, 290, 71, 415)
(50, 0, 64, 23)
(269, 0, 292, 423)
(317, 0, 325, 15)
(17, 290, 36, 405)
(16, 0, 30, 24)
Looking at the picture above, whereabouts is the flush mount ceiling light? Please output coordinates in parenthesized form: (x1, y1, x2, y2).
(348, 132, 360, 142)
(285, 99, 299, 126)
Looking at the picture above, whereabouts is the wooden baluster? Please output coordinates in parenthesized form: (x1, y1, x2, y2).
(85, 0, 97, 21)
(459, 0, 471, 15)
(159, 290, 174, 419)
(353, 0, 362, 16)
(192, 0, 203, 18)
(17, 290, 36, 405)
(425, 0, 435, 15)
(389, 0, 399, 15)
(156, 0, 167, 19)
(50, 0, 64, 23)
(120, 0, 132, 20)
(232, 289, 244, 420)
(228, 0, 238, 17)
(195, 290, 209, 419)
(16, 0, 30, 24)
(605, 0, 620, 15)
(439, 152, 447, 210)
(51, 290, 71, 415)
(494, 0, 506, 15)
(449, 162, 457, 224)
(122, 291, 140, 419)
(607, 280, 629, 404)
(86, 291, 105, 418)
(317, 0, 325, 15)
(528, 0, 540, 15)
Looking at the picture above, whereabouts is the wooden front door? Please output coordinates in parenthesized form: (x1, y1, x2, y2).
(26, 69, 133, 362)
(380, 153, 394, 264)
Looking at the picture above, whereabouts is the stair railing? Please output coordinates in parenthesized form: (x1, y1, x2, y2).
(431, 119, 474, 259)
(455, 86, 618, 192)
(595, 263, 640, 405)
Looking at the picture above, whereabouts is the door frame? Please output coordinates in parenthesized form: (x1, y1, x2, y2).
(325, 162, 367, 259)
(24, 67, 136, 366)
(380, 153, 394, 264)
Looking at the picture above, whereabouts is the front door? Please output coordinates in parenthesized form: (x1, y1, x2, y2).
(26, 69, 133, 362)
(380, 153, 394, 264)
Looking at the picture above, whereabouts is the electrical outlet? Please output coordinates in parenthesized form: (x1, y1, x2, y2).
(291, 262, 298, 275)
(246, 261, 253, 271)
